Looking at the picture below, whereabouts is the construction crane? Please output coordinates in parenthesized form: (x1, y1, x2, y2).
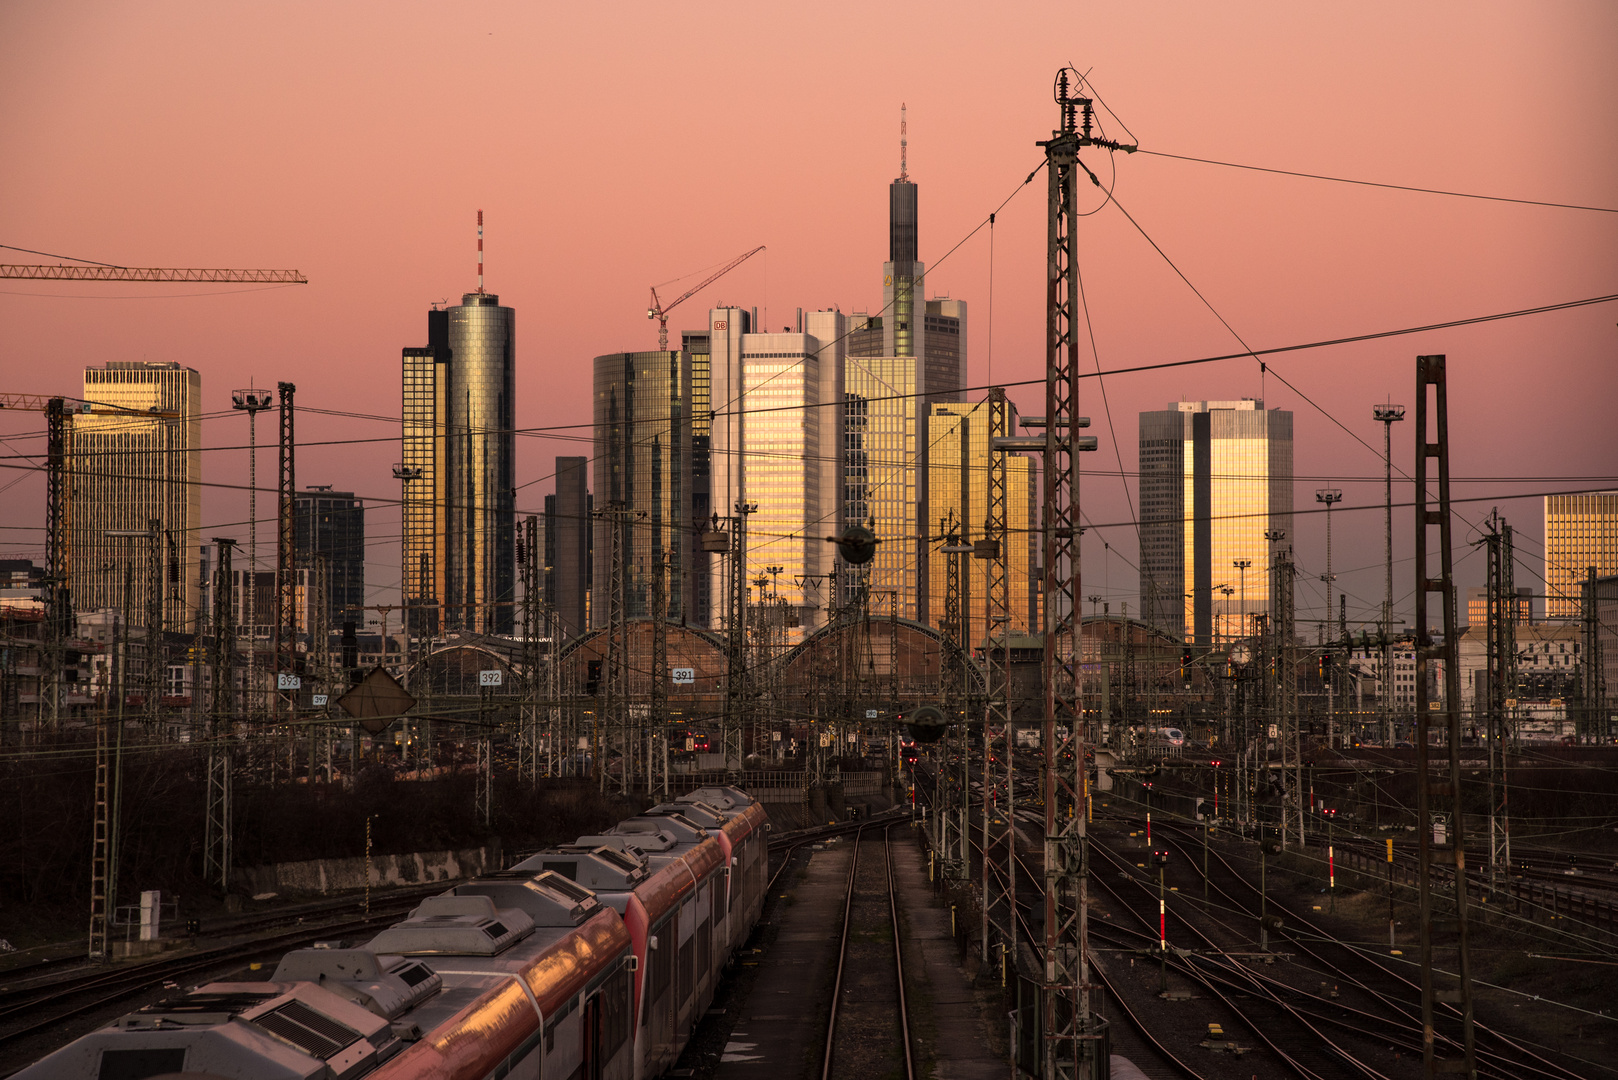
(0, 265, 306, 283)
(647, 246, 764, 351)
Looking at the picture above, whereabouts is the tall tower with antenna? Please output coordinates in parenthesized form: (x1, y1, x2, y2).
(401, 210, 516, 636)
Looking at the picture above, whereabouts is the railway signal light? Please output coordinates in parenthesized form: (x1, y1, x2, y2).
(1180, 649, 1193, 681)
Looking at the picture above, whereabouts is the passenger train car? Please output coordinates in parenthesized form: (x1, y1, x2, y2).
(15, 786, 770, 1080)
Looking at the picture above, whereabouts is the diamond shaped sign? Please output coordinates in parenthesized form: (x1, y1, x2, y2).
(336, 666, 417, 735)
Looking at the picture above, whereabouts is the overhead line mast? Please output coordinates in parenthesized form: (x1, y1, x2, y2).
(1035, 66, 1127, 1080)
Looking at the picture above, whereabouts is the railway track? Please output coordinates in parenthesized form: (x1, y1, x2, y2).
(926, 764, 1601, 1079)
(0, 896, 433, 1074)
(1145, 819, 1592, 1080)
(820, 822, 914, 1080)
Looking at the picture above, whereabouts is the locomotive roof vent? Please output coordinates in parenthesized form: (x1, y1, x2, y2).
(648, 801, 724, 827)
(680, 785, 752, 810)
(448, 872, 603, 928)
(367, 895, 535, 956)
(272, 948, 442, 1019)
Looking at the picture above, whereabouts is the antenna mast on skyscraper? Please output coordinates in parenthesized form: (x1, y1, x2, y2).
(477, 210, 484, 295)
(899, 103, 908, 182)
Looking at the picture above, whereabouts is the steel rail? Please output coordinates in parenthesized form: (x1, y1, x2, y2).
(821, 821, 867, 1080)
(884, 826, 916, 1080)
(1150, 819, 1589, 1080)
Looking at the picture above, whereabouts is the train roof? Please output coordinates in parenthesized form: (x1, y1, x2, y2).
(370, 910, 630, 1076)
(366, 894, 534, 957)
(677, 785, 756, 811)
(11, 981, 401, 1080)
(271, 948, 442, 1019)
(445, 870, 605, 928)
(507, 843, 651, 891)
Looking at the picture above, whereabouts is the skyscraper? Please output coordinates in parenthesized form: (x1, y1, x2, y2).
(700, 308, 844, 637)
(546, 456, 591, 642)
(294, 487, 365, 627)
(1543, 491, 1618, 620)
(593, 350, 705, 629)
(69, 361, 201, 630)
(401, 287, 516, 637)
(925, 399, 1039, 647)
(843, 112, 966, 621)
(1138, 399, 1293, 645)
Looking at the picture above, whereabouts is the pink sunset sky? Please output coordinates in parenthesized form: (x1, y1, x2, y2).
(2, 0, 1614, 632)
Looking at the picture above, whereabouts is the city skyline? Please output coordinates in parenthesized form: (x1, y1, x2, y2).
(2, 3, 1614, 636)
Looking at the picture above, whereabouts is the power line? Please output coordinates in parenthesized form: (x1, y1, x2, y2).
(1135, 149, 1618, 214)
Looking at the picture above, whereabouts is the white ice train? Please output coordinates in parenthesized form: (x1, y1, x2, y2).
(16, 786, 769, 1080)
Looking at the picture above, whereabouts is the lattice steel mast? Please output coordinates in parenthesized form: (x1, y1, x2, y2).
(274, 383, 297, 723)
(1481, 510, 1515, 892)
(205, 538, 237, 891)
(1035, 67, 1118, 1079)
(1413, 354, 1477, 1078)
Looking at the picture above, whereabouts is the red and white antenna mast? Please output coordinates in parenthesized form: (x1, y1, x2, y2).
(477, 209, 484, 294)
(899, 103, 908, 182)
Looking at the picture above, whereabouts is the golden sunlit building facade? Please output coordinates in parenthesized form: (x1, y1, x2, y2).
(1138, 399, 1293, 645)
(70, 361, 202, 631)
(1543, 491, 1618, 620)
(705, 309, 845, 639)
(925, 399, 1039, 647)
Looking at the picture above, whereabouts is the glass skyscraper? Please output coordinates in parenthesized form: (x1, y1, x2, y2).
(1138, 399, 1293, 645)
(400, 293, 515, 637)
(70, 361, 202, 630)
(293, 487, 365, 627)
(842, 166, 966, 623)
(592, 350, 701, 627)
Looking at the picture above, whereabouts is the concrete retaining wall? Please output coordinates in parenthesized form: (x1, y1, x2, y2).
(234, 844, 499, 897)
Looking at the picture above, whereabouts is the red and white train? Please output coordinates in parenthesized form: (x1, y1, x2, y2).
(18, 786, 770, 1080)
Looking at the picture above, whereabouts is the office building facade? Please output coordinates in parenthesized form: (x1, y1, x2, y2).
(401, 292, 516, 637)
(1138, 399, 1293, 645)
(1544, 491, 1618, 620)
(925, 399, 1039, 647)
(842, 159, 967, 623)
(545, 456, 591, 642)
(702, 309, 844, 638)
(592, 350, 704, 629)
(69, 361, 202, 631)
(294, 487, 365, 627)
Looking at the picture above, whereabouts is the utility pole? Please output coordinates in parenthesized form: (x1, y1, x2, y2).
(596, 502, 630, 794)
(41, 397, 71, 728)
(1412, 355, 1477, 1077)
(142, 523, 164, 728)
(1032, 67, 1121, 1079)
(1480, 511, 1515, 893)
(232, 388, 273, 724)
(517, 515, 540, 783)
(1374, 403, 1405, 746)
(650, 549, 671, 799)
(722, 503, 757, 775)
(1585, 568, 1607, 743)
(982, 386, 1012, 964)
(1268, 531, 1300, 849)
(205, 538, 237, 892)
(1315, 488, 1342, 749)
(1233, 560, 1251, 644)
(939, 508, 972, 880)
(274, 382, 298, 727)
